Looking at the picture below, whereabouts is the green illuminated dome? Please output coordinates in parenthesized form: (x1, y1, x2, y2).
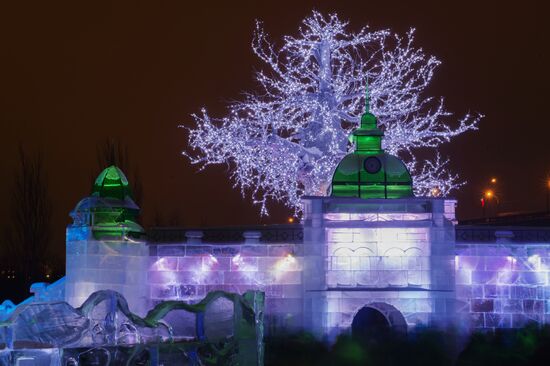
(331, 90, 413, 199)
(92, 165, 132, 200)
(70, 165, 144, 239)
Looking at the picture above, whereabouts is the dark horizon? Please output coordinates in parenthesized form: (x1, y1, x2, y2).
(0, 1, 548, 267)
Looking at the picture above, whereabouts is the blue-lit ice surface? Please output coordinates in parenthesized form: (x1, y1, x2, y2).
(66, 225, 89, 242)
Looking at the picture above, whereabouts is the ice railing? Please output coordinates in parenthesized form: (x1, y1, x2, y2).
(324, 212, 432, 222)
(0, 289, 264, 366)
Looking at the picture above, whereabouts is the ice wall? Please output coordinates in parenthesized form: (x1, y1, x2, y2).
(148, 231, 303, 333)
(63, 200, 550, 339)
(455, 236, 550, 330)
(65, 226, 149, 316)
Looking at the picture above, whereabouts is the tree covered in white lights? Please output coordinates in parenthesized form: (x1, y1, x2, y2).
(184, 11, 481, 215)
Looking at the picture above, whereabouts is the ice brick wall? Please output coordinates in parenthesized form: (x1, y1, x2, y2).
(455, 243, 550, 330)
(148, 237, 303, 333)
(65, 226, 150, 315)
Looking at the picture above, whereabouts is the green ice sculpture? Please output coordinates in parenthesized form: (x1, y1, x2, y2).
(70, 166, 144, 239)
(331, 87, 413, 199)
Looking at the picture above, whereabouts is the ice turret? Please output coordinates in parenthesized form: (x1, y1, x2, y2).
(70, 166, 144, 239)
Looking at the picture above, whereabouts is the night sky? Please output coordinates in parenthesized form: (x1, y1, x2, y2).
(0, 1, 548, 263)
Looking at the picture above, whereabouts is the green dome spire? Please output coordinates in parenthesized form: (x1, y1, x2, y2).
(331, 84, 414, 199)
(92, 165, 133, 200)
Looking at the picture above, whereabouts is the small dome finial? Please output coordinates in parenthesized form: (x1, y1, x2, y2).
(365, 81, 370, 114)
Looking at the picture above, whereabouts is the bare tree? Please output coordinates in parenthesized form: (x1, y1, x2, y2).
(4, 147, 52, 282)
(95, 138, 143, 206)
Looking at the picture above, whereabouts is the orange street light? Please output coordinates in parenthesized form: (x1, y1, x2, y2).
(490, 177, 497, 184)
(481, 189, 498, 218)
(287, 217, 295, 224)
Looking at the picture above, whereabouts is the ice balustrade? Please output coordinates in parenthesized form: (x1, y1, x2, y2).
(325, 226, 454, 290)
(324, 212, 433, 222)
(327, 255, 439, 288)
(0, 289, 265, 366)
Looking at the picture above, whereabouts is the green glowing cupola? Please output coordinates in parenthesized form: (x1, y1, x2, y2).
(92, 165, 133, 201)
(70, 166, 144, 239)
(331, 88, 414, 199)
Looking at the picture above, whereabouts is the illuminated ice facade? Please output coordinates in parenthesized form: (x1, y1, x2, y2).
(63, 168, 458, 338)
(6, 105, 550, 343)
(62, 210, 550, 339)
(144, 195, 458, 341)
(59, 102, 550, 338)
(19, 170, 547, 342)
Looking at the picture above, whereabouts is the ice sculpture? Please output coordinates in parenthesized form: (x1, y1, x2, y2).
(0, 289, 264, 366)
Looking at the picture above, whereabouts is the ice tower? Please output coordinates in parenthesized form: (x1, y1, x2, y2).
(65, 166, 150, 315)
(302, 88, 457, 339)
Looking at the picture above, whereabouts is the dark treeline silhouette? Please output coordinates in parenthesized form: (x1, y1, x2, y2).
(265, 325, 550, 366)
(1, 147, 54, 302)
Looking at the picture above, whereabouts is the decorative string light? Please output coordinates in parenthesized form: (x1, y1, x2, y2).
(182, 11, 482, 215)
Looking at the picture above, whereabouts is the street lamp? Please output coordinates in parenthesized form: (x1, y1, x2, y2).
(481, 189, 499, 218)
(485, 189, 500, 204)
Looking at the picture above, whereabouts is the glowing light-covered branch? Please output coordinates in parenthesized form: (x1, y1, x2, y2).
(183, 11, 481, 214)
